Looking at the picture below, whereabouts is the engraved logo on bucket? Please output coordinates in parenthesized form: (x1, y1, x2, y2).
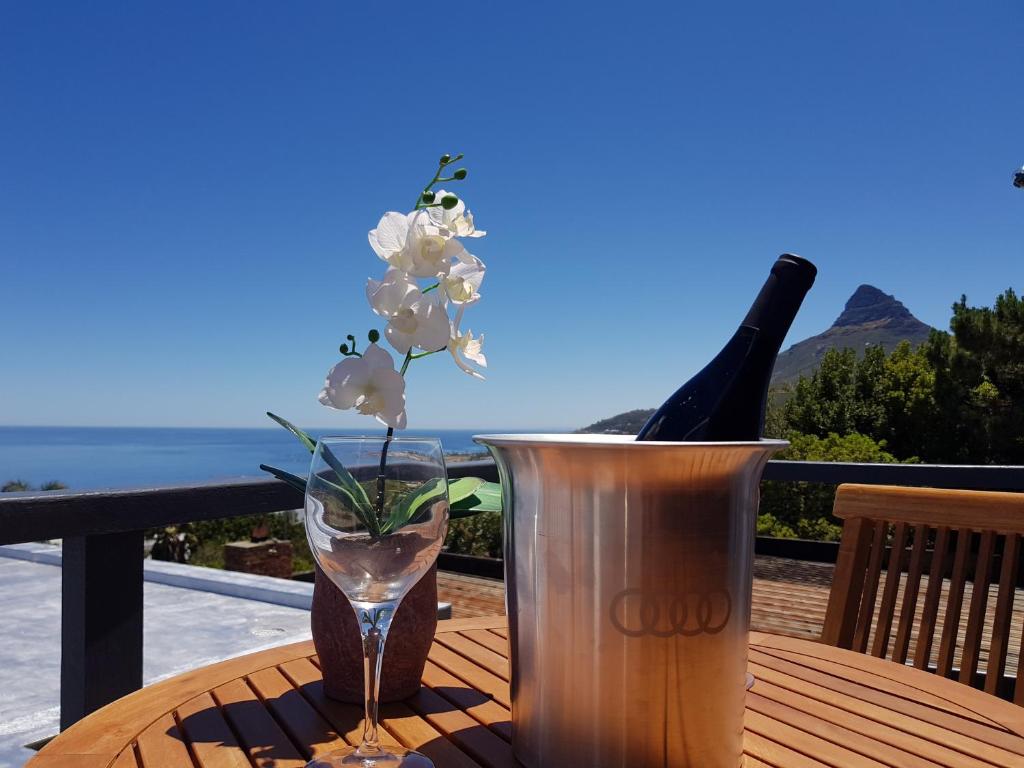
(609, 588, 732, 637)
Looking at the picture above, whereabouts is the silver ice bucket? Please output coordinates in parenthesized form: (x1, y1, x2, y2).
(474, 434, 787, 768)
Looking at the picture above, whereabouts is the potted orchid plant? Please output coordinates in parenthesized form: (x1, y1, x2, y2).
(260, 153, 500, 703)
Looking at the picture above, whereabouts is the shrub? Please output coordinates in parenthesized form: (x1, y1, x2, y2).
(446, 511, 502, 558)
(758, 431, 901, 542)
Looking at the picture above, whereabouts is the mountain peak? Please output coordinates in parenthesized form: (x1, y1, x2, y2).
(832, 284, 915, 328)
(770, 284, 934, 385)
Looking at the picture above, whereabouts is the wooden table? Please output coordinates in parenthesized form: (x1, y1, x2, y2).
(31, 617, 1024, 768)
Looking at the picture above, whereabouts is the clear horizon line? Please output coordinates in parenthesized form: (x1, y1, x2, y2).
(0, 423, 577, 431)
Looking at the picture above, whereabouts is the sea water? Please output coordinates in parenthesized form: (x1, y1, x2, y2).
(0, 426, 515, 491)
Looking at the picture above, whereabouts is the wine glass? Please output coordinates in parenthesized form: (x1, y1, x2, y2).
(304, 436, 449, 767)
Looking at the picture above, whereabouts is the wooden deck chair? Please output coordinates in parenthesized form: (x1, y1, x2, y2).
(821, 483, 1024, 702)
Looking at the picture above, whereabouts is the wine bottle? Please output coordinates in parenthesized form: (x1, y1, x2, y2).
(636, 254, 817, 441)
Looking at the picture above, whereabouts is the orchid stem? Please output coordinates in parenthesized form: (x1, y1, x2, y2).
(374, 427, 394, 522)
(415, 162, 447, 209)
(410, 347, 444, 360)
(398, 350, 414, 376)
(414, 153, 464, 209)
(375, 156, 461, 520)
(375, 349, 415, 518)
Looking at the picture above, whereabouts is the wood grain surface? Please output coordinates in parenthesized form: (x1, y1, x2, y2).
(29, 617, 1024, 768)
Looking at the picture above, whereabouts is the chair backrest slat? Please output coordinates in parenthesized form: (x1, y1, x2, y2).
(823, 484, 1024, 704)
(872, 522, 909, 657)
(820, 516, 875, 648)
(913, 525, 950, 670)
(936, 530, 972, 678)
(959, 530, 997, 684)
(986, 533, 1020, 695)
(853, 521, 888, 653)
(1017, 615, 1024, 706)
(893, 524, 928, 664)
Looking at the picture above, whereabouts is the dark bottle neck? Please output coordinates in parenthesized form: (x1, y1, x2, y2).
(740, 253, 817, 347)
(635, 253, 817, 442)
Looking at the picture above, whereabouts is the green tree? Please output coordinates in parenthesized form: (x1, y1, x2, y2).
(925, 289, 1024, 463)
(874, 341, 935, 460)
(2, 479, 69, 492)
(778, 342, 936, 462)
(784, 348, 861, 437)
(759, 432, 902, 541)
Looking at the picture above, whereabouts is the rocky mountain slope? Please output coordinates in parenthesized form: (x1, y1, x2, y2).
(576, 409, 655, 435)
(770, 284, 933, 385)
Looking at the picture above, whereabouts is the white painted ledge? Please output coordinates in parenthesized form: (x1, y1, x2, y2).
(0, 542, 452, 617)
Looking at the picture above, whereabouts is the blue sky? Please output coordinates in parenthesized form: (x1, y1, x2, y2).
(2, 2, 1021, 430)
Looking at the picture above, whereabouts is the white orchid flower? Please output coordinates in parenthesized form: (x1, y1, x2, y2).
(441, 254, 485, 306)
(405, 211, 465, 278)
(366, 268, 417, 318)
(426, 190, 487, 238)
(368, 210, 464, 278)
(318, 343, 407, 429)
(366, 267, 450, 354)
(368, 212, 414, 272)
(448, 307, 487, 380)
(383, 289, 451, 355)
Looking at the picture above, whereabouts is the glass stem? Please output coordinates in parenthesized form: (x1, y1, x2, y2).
(353, 601, 396, 757)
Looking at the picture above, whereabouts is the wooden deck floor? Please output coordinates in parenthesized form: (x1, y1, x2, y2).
(436, 556, 837, 634)
(437, 555, 1024, 674)
(437, 570, 507, 618)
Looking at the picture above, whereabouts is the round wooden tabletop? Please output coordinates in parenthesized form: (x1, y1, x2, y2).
(30, 616, 1024, 768)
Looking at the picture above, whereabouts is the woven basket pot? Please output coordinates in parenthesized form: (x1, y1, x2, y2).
(311, 562, 438, 703)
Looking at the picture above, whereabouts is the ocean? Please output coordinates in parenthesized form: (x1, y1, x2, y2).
(0, 426, 517, 491)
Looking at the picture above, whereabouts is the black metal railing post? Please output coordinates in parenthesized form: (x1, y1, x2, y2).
(60, 530, 144, 729)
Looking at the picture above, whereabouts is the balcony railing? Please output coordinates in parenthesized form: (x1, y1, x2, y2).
(1, 459, 1022, 730)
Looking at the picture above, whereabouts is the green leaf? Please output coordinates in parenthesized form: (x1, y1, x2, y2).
(383, 477, 496, 534)
(318, 444, 379, 534)
(259, 464, 308, 495)
(383, 476, 448, 534)
(447, 477, 485, 505)
(450, 481, 503, 518)
(261, 461, 379, 534)
(266, 412, 318, 454)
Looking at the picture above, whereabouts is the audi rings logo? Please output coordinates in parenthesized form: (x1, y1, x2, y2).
(609, 588, 732, 637)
